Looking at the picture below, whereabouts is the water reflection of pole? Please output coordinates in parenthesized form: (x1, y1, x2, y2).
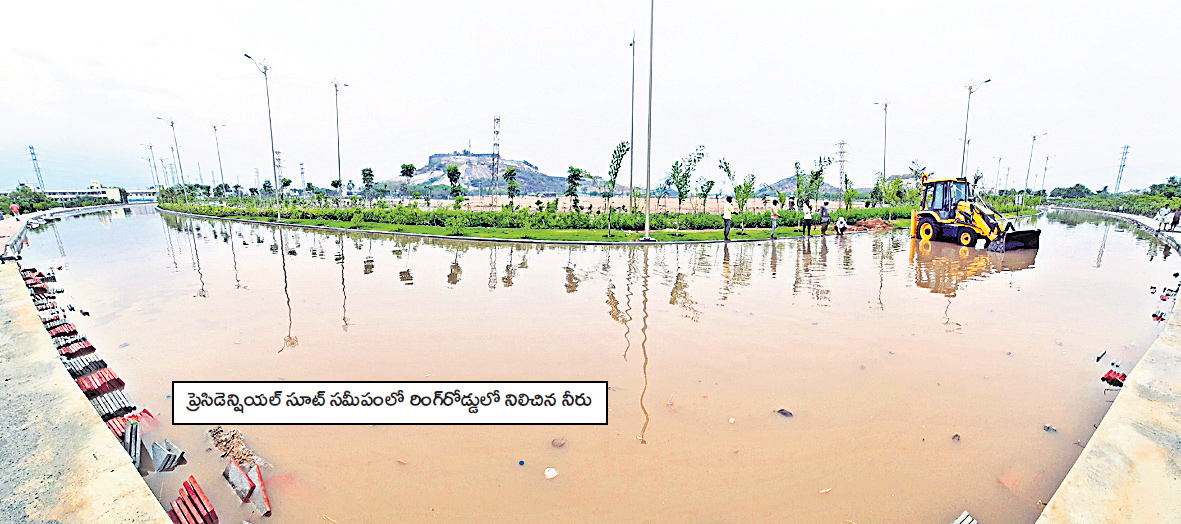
(338, 233, 349, 331)
(228, 223, 242, 288)
(159, 215, 178, 269)
(1096, 223, 1111, 268)
(189, 221, 207, 297)
(638, 246, 650, 444)
(278, 230, 297, 351)
(622, 248, 636, 359)
(49, 221, 67, 260)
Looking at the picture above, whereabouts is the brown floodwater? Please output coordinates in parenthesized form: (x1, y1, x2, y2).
(19, 206, 1179, 523)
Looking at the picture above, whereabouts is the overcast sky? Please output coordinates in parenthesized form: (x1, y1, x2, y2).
(2, 0, 1178, 193)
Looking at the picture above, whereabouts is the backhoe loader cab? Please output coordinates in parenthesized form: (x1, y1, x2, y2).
(911, 174, 1040, 252)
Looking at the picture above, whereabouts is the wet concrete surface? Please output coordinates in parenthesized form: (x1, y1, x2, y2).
(0, 261, 170, 524)
(15, 207, 1181, 523)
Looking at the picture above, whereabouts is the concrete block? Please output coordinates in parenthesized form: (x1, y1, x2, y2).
(222, 460, 254, 501)
(245, 464, 272, 517)
(122, 422, 141, 469)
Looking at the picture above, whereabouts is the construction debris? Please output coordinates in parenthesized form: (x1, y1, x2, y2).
(1101, 370, 1127, 387)
(209, 426, 264, 468)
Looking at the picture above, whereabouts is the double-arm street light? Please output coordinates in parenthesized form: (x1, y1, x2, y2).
(140, 143, 160, 188)
(642, 0, 656, 241)
(959, 79, 990, 179)
(245, 53, 281, 201)
(333, 79, 348, 192)
(1024, 132, 1047, 192)
(157, 117, 186, 186)
(211, 125, 227, 191)
(874, 101, 888, 180)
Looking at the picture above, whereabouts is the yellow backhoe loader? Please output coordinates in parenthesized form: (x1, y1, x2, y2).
(909, 174, 1040, 252)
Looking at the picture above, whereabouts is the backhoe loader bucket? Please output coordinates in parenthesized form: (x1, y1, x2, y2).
(988, 228, 1041, 252)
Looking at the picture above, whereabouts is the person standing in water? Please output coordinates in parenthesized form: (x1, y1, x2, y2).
(818, 201, 832, 236)
(801, 200, 813, 236)
(770, 200, 780, 239)
(722, 196, 735, 242)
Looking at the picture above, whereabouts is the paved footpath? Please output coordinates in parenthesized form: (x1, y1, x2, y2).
(0, 209, 170, 524)
(1037, 207, 1181, 523)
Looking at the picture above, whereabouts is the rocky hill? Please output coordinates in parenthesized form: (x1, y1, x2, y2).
(386, 152, 571, 195)
(759, 175, 842, 195)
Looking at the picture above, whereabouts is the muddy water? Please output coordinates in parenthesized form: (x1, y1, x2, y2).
(20, 207, 1179, 523)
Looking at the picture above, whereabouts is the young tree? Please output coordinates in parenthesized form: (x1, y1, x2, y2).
(667, 145, 705, 216)
(305, 182, 315, 193)
(330, 179, 343, 195)
(696, 177, 715, 213)
(400, 163, 416, 197)
(361, 167, 375, 199)
(262, 179, 274, 195)
(503, 166, 522, 206)
(603, 141, 631, 236)
(565, 166, 586, 212)
(794, 156, 832, 206)
(445, 165, 463, 197)
(869, 171, 886, 207)
(734, 174, 757, 233)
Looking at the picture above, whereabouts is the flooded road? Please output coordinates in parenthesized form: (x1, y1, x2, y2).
(21, 207, 1179, 523)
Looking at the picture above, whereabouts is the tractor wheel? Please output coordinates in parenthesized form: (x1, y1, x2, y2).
(957, 228, 978, 248)
(918, 218, 938, 241)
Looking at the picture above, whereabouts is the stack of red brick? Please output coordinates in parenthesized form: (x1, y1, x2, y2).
(75, 367, 125, 398)
(167, 476, 219, 524)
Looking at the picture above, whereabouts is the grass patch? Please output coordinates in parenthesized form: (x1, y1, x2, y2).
(208, 214, 878, 242)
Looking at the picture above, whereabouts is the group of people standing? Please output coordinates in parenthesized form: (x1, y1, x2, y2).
(1156, 205, 1181, 232)
(722, 197, 847, 242)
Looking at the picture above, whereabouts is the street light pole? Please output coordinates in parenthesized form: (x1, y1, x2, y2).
(141, 144, 161, 189)
(157, 117, 187, 186)
(959, 79, 990, 179)
(994, 156, 1002, 193)
(628, 33, 637, 212)
(642, 0, 655, 241)
(1041, 155, 1052, 192)
(212, 124, 227, 193)
(1024, 132, 1046, 193)
(874, 101, 888, 181)
(333, 79, 348, 192)
(245, 53, 281, 202)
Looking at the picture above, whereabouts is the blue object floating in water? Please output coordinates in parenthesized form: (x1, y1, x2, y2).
(518, 460, 525, 466)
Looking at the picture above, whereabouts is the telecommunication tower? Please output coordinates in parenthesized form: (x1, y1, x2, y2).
(1114, 145, 1130, 194)
(492, 115, 501, 198)
(28, 146, 46, 191)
